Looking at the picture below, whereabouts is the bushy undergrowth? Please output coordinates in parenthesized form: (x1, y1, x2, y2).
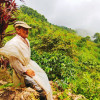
(31, 49, 100, 99)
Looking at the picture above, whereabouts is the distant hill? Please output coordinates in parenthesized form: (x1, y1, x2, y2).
(20, 5, 47, 22)
(57, 25, 76, 34)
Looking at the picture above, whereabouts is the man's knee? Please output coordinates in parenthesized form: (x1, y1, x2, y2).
(24, 75, 42, 92)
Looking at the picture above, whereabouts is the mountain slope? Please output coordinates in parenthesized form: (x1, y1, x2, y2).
(3, 5, 100, 100)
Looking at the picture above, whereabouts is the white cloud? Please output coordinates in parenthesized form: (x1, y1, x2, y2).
(16, 0, 100, 37)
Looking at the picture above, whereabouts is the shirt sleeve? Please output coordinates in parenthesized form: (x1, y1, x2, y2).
(9, 56, 28, 75)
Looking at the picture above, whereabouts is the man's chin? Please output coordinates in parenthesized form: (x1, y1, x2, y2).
(24, 35, 28, 38)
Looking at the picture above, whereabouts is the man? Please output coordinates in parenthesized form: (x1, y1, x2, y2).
(0, 21, 52, 100)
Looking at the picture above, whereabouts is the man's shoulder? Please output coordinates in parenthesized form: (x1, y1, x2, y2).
(5, 35, 19, 46)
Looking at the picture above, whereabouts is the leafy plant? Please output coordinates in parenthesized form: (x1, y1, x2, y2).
(0, 0, 24, 47)
(0, 83, 14, 89)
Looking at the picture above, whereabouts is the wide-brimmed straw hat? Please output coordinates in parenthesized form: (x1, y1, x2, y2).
(14, 21, 32, 29)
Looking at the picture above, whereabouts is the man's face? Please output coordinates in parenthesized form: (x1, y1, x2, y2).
(16, 27, 29, 38)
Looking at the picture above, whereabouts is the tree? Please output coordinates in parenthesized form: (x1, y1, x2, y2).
(93, 33, 100, 43)
(0, 0, 24, 47)
(85, 36, 91, 41)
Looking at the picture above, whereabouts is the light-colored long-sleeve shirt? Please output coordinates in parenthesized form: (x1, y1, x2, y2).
(9, 35, 30, 75)
(9, 56, 28, 75)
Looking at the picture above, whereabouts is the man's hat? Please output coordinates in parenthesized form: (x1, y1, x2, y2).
(14, 21, 32, 29)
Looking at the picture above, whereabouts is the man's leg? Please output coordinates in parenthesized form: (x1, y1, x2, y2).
(24, 75, 47, 100)
(13, 69, 25, 88)
(24, 75, 42, 91)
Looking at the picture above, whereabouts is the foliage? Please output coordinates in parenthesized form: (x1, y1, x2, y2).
(94, 32, 100, 43)
(0, 0, 24, 47)
(0, 0, 17, 34)
(20, 5, 47, 22)
(3, 5, 100, 100)
(0, 83, 14, 89)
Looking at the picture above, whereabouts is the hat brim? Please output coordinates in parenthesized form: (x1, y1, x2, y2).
(15, 24, 32, 29)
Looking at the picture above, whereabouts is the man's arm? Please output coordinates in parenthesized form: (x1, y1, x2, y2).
(9, 56, 35, 77)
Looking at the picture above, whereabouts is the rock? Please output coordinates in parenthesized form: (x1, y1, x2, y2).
(0, 87, 39, 100)
(0, 80, 7, 85)
(73, 94, 86, 100)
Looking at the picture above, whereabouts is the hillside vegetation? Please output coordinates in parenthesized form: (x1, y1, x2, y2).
(3, 5, 100, 100)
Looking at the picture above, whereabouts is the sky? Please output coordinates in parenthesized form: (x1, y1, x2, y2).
(16, 0, 100, 37)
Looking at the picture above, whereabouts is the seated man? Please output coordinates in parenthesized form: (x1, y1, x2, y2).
(0, 21, 52, 100)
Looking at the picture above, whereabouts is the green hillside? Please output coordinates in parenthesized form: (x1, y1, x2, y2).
(4, 5, 100, 100)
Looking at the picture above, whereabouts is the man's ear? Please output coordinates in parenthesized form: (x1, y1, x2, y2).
(15, 27, 20, 33)
(15, 27, 19, 31)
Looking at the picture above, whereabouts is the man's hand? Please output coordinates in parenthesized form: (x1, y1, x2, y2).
(25, 69, 35, 77)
